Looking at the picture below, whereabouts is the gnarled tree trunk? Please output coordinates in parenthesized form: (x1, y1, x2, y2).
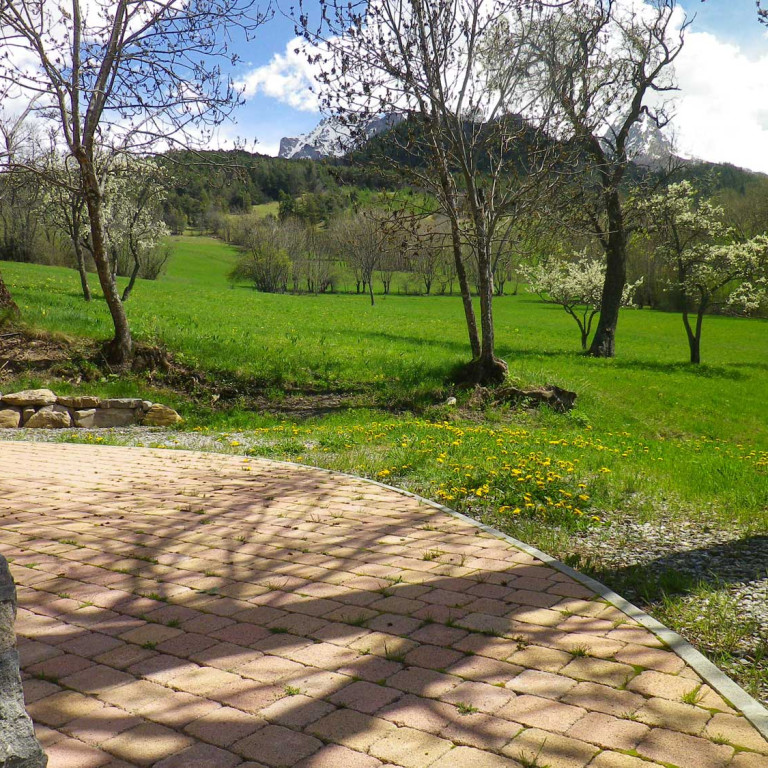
(589, 191, 627, 358)
(77, 154, 133, 365)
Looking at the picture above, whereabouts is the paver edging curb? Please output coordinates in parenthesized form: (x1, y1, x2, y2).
(266, 457, 768, 742)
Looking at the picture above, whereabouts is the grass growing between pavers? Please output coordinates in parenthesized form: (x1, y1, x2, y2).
(2, 233, 768, 702)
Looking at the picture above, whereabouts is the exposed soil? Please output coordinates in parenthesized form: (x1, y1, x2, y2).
(0, 325, 371, 417)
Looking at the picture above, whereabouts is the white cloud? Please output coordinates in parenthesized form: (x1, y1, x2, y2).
(238, 38, 321, 113)
(238, 14, 768, 174)
(670, 30, 768, 173)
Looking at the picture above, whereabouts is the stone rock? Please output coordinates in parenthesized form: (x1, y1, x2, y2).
(25, 405, 72, 429)
(444, 397, 457, 407)
(495, 384, 578, 413)
(57, 395, 101, 409)
(21, 408, 35, 425)
(142, 403, 182, 426)
(102, 398, 144, 409)
(73, 409, 97, 428)
(91, 408, 140, 428)
(0, 556, 48, 767)
(1, 389, 57, 407)
(142, 401, 153, 411)
(0, 407, 21, 428)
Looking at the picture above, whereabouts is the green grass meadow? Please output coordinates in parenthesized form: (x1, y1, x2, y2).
(2, 234, 768, 698)
(6, 236, 768, 437)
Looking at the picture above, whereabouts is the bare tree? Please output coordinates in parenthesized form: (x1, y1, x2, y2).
(407, 219, 451, 295)
(328, 212, 383, 305)
(299, 0, 564, 384)
(40, 152, 92, 300)
(0, 0, 268, 363)
(514, 0, 688, 357)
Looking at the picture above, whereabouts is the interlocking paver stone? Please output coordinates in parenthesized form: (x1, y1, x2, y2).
(731, 753, 768, 768)
(1, 442, 766, 768)
(566, 711, 650, 751)
(368, 725, 454, 767)
(183, 705, 265, 746)
(636, 727, 733, 768)
(101, 721, 194, 766)
(503, 727, 598, 768)
(233, 723, 322, 766)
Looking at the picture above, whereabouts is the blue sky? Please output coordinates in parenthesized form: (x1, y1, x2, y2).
(223, 1, 768, 172)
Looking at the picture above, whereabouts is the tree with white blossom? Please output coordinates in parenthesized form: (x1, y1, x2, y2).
(525, 254, 641, 350)
(0, 0, 268, 364)
(641, 181, 768, 364)
(101, 161, 171, 302)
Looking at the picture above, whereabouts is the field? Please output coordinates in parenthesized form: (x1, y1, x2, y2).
(2, 234, 768, 699)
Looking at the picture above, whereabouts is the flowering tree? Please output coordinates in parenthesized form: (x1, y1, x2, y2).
(0, 0, 267, 363)
(101, 161, 171, 301)
(642, 181, 768, 364)
(525, 254, 641, 350)
(506, 0, 688, 358)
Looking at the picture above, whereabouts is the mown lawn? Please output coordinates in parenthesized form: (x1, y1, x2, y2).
(2, 234, 768, 699)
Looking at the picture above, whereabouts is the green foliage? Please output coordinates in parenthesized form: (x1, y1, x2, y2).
(158, 150, 344, 226)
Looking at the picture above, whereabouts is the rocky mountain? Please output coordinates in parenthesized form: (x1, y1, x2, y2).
(624, 116, 677, 168)
(278, 114, 404, 160)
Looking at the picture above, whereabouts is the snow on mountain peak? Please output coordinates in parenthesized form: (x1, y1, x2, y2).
(278, 114, 404, 160)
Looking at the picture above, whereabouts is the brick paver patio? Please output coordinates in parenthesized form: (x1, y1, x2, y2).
(1, 441, 767, 768)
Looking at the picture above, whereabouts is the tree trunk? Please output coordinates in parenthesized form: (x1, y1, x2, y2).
(367, 276, 375, 306)
(682, 308, 698, 364)
(0, 270, 18, 315)
(467, 239, 508, 385)
(448, 218, 480, 359)
(77, 155, 133, 365)
(73, 239, 91, 302)
(431, 143, 480, 359)
(121, 257, 140, 302)
(589, 191, 627, 358)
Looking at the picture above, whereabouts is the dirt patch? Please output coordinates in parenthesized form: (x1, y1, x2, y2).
(0, 328, 96, 378)
(0, 325, 367, 417)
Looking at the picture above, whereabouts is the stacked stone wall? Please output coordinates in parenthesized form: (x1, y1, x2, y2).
(0, 390, 181, 429)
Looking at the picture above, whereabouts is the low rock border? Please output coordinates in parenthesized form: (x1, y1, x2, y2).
(0, 389, 181, 429)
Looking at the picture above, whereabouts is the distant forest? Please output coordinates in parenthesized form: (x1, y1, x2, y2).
(158, 145, 768, 233)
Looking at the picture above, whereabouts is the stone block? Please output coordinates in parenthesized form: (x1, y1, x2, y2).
(0, 556, 48, 767)
(102, 398, 144, 409)
(73, 409, 98, 428)
(0, 407, 21, 428)
(56, 395, 101, 408)
(142, 403, 182, 426)
(21, 407, 35, 424)
(25, 405, 72, 429)
(91, 408, 141, 427)
(2, 389, 57, 407)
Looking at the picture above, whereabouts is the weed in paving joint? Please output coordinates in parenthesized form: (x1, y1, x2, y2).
(680, 686, 704, 706)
